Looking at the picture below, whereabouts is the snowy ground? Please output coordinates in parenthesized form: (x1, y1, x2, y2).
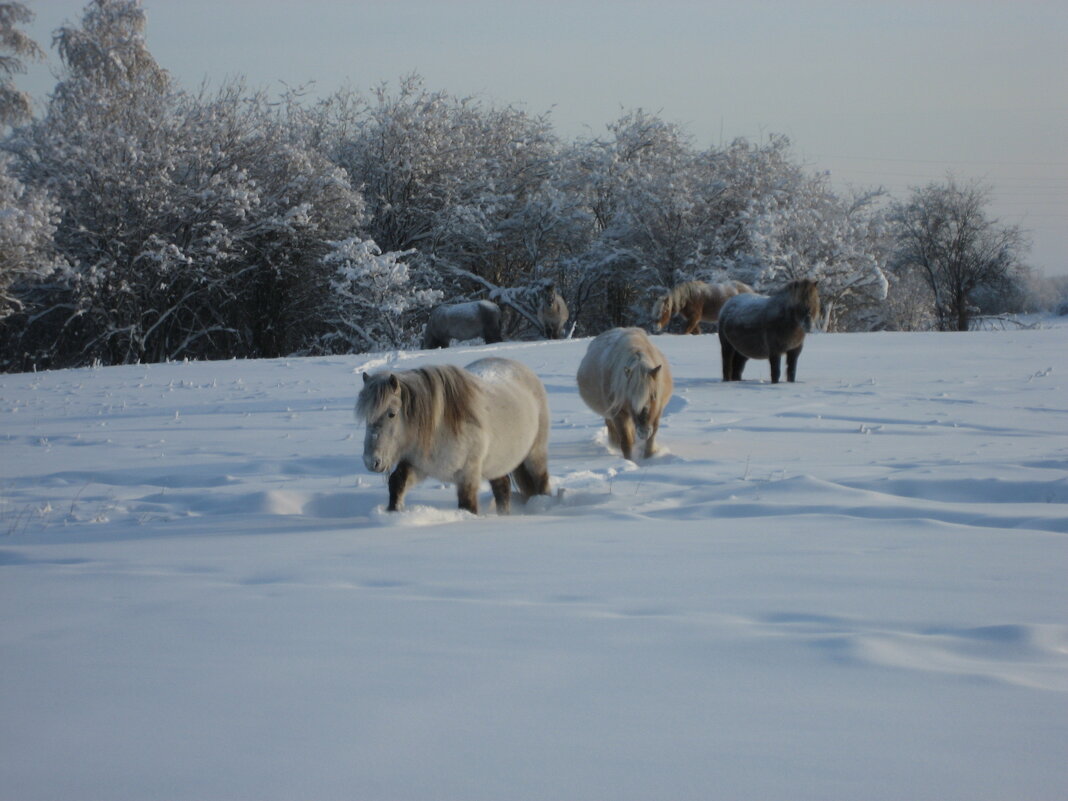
(2, 323, 1067, 801)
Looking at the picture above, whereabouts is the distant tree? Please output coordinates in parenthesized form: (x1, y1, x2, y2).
(0, 1, 43, 127)
(760, 181, 891, 332)
(51, 0, 167, 101)
(881, 263, 936, 331)
(890, 177, 1030, 331)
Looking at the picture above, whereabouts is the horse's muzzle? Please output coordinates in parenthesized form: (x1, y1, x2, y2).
(364, 454, 388, 473)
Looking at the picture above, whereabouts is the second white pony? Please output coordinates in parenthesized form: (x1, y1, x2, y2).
(576, 327, 673, 461)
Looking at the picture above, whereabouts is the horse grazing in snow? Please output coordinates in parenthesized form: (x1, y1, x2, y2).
(652, 280, 753, 334)
(717, 279, 820, 383)
(576, 327, 673, 461)
(423, 300, 503, 349)
(356, 358, 550, 515)
(537, 284, 570, 339)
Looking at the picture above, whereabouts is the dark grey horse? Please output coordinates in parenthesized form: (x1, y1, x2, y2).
(718, 279, 820, 383)
(423, 300, 503, 349)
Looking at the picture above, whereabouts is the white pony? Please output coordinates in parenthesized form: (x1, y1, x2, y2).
(356, 358, 550, 514)
(576, 327, 673, 460)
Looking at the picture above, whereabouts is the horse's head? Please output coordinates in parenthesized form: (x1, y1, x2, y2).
(651, 296, 670, 331)
(794, 279, 821, 332)
(623, 362, 664, 442)
(356, 372, 406, 473)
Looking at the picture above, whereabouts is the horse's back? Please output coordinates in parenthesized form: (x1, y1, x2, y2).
(720, 292, 768, 325)
(465, 357, 548, 477)
(466, 357, 544, 399)
(577, 327, 666, 414)
(427, 300, 501, 345)
(719, 293, 770, 352)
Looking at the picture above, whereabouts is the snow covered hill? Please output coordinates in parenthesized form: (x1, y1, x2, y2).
(2, 326, 1066, 801)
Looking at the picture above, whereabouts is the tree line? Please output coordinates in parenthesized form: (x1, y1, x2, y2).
(0, 1, 1048, 373)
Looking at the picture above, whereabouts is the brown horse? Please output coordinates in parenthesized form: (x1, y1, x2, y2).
(652, 280, 754, 334)
(718, 279, 820, 383)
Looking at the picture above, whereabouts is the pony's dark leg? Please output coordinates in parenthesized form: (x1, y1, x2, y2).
(719, 332, 734, 381)
(456, 478, 479, 515)
(513, 461, 550, 501)
(786, 345, 803, 382)
(489, 476, 512, 515)
(604, 417, 621, 448)
(731, 354, 747, 381)
(613, 411, 636, 461)
(769, 353, 782, 384)
(684, 305, 701, 334)
(482, 307, 503, 344)
(387, 460, 417, 511)
(642, 418, 660, 459)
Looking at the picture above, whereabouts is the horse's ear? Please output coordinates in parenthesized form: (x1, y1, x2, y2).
(362, 372, 371, 385)
(388, 374, 400, 391)
(648, 364, 662, 378)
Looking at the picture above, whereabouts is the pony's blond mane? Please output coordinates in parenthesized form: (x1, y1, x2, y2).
(604, 345, 661, 418)
(357, 365, 482, 455)
(653, 280, 705, 320)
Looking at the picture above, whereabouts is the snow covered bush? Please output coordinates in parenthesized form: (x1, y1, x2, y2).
(319, 237, 441, 352)
(0, 155, 60, 323)
(326, 75, 566, 292)
(557, 122, 891, 334)
(2, 1, 364, 368)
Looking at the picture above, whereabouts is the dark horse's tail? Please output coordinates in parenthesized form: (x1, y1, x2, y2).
(480, 303, 503, 344)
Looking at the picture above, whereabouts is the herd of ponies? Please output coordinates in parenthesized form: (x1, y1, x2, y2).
(357, 278, 821, 514)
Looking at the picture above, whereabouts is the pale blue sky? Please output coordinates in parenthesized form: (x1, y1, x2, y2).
(19, 0, 1068, 274)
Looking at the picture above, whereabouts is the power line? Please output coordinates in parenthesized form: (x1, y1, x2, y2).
(810, 154, 1068, 168)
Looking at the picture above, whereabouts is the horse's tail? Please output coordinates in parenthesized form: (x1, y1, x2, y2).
(732, 280, 755, 295)
(480, 302, 503, 344)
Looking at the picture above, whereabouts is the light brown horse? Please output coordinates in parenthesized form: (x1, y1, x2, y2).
(537, 284, 570, 340)
(718, 279, 820, 383)
(576, 327, 673, 461)
(652, 280, 754, 334)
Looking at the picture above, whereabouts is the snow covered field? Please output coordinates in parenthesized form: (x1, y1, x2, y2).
(2, 324, 1066, 801)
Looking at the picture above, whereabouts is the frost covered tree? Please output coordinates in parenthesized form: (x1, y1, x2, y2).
(561, 111, 700, 329)
(0, 154, 61, 327)
(50, 0, 166, 101)
(320, 237, 440, 352)
(890, 176, 1030, 331)
(0, 2, 42, 127)
(329, 76, 563, 294)
(757, 179, 890, 332)
(559, 123, 890, 333)
(3, 1, 364, 367)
